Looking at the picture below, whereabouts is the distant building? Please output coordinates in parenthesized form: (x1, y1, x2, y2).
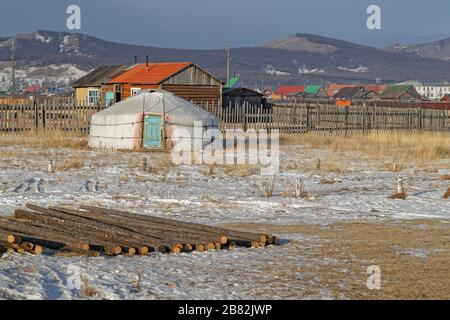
(300, 85, 328, 98)
(274, 86, 304, 99)
(380, 85, 422, 100)
(222, 87, 267, 108)
(414, 84, 450, 100)
(24, 85, 46, 95)
(333, 86, 378, 100)
(108, 62, 223, 107)
(72, 65, 128, 106)
(327, 83, 386, 97)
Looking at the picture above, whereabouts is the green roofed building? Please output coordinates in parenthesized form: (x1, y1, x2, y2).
(224, 76, 240, 89)
(380, 85, 422, 100)
(299, 85, 328, 98)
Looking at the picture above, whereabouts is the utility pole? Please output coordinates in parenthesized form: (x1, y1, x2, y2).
(11, 40, 16, 96)
(226, 41, 232, 86)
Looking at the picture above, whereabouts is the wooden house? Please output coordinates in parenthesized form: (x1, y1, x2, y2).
(273, 86, 304, 99)
(222, 87, 267, 108)
(334, 86, 378, 100)
(380, 85, 422, 100)
(72, 65, 128, 106)
(107, 62, 223, 107)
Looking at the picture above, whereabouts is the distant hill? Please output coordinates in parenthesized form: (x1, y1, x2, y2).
(1, 30, 450, 90)
(385, 37, 450, 61)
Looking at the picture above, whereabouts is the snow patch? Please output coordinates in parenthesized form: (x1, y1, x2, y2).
(298, 66, 325, 74)
(59, 35, 82, 56)
(264, 65, 290, 76)
(35, 33, 52, 44)
(337, 65, 369, 73)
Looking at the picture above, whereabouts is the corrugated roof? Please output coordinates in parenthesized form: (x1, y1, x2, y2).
(380, 85, 414, 99)
(72, 65, 128, 87)
(275, 86, 304, 96)
(109, 62, 193, 84)
(334, 86, 365, 99)
(222, 87, 264, 97)
(304, 85, 321, 94)
(224, 76, 240, 88)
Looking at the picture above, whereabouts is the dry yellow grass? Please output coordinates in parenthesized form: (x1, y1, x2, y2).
(389, 191, 408, 200)
(444, 187, 450, 199)
(56, 160, 84, 171)
(80, 274, 97, 297)
(0, 130, 88, 149)
(281, 132, 450, 161)
(221, 219, 450, 299)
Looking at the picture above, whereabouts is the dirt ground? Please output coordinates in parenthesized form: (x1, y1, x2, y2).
(221, 219, 450, 299)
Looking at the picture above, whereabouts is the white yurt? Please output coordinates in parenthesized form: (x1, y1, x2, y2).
(88, 90, 219, 150)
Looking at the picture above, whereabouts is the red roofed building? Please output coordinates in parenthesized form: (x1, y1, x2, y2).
(24, 85, 45, 95)
(107, 62, 223, 106)
(274, 86, 304, 99)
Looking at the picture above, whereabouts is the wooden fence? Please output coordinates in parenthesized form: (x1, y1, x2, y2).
(199, 102, 450, 134)
(0, 99, 102, 133)
(0, 99, 449, 135)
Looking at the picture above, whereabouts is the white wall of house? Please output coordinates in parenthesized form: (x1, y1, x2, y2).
(415, 85, 450, 100)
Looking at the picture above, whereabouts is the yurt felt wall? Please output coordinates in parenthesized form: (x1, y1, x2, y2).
(88, 90, 218, 150)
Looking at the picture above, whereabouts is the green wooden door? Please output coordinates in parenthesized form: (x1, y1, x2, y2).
(144, 115, 163, 149)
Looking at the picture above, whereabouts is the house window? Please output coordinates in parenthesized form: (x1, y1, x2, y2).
(131, 87, 142, 96)
(88, 89, 99, 105)
(114, 84, 122, 92)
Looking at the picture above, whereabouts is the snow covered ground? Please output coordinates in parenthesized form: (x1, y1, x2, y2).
(0, 144, 448, 299)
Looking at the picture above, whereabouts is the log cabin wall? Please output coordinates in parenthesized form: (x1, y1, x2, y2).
(161, 64, 222, 106)
(161, 84, 221, 106)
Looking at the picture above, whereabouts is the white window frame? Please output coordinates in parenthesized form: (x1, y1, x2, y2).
(87, 88, 99, 105)
(130, 87, 142, 96)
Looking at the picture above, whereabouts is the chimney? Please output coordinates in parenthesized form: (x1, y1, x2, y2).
(146, 55, 149, 72)
(134, 56, 137, 64)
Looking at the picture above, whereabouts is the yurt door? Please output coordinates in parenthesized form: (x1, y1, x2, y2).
(144, 116, 163, 149)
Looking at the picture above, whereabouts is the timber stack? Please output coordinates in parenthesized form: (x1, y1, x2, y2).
(0, 204, 278, 256)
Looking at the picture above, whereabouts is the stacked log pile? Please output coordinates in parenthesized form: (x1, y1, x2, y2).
(0, 204, 278, 256)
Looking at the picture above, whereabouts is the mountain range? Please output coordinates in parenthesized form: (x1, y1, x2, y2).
(1, 30, 450, 91)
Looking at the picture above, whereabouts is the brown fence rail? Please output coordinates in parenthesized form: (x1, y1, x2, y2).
(199, 101, 450, 134)
(1, 99, 449, 135)
(0, 99, 103, 133)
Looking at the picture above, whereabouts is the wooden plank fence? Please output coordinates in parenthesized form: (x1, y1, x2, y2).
(0, 98, 449, 135)
(198, 101, 450, 134)
(0, 99, 103, 134)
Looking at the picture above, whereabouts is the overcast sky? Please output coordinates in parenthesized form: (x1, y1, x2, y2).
(1, 0, 450, 49)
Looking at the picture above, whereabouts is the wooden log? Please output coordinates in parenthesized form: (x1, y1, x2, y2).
(6, 242, 42, 255)
(16, 209, 150, 256)
(0, 218, 90, 252)
(79, 205, 263, 244)
(45, 206, 204, 251)
(56, 205, 227, 245)
(0, 230, 16, 245)
(195, 244, 205, 252)
(10, 215, 121, 255)
(24, 205, 168, 252)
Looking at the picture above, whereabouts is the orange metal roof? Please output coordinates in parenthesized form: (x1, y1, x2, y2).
(275, 86, 305, 96)
(109, 62, 193, 84)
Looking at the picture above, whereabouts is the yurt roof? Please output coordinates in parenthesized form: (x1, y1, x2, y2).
(93, 89, 217, 127)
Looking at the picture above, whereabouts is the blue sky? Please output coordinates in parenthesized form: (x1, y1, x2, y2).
(1, 0, 450, 48)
